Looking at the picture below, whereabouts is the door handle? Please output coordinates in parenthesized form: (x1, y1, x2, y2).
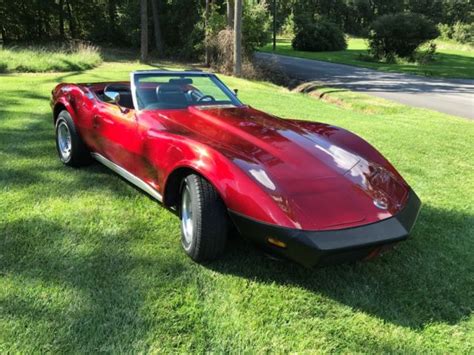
(93, 115, 100, 128)
(102, 117, 115, 125)
(93, 115, 115, 128)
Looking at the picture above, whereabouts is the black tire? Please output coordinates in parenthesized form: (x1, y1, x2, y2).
(179, 174, 228, 262)
(55, 110, 91, 167)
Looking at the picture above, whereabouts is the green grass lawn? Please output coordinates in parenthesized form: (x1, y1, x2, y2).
(0, 60, 473, 352)
(0, 45, 102, 73)
(260, 37, 474, 79)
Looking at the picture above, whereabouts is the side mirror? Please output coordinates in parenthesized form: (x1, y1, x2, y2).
(104, 90, 121, 105)
(234, 88, 238, 96)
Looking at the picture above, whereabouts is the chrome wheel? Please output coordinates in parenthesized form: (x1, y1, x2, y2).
(57, 121, 72, 161)
(181, 184, 194, 249)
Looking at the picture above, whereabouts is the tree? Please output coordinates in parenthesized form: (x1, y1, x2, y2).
(205, 0, 211, 66)
(108, 0, 117, 33)
(151, 0, 163, 55)
(58, 0, 65, 38)
(140, 0, 148, 63)
(233, 0, 242, 76)
(368, 13, 439, 60)
(292, 19, 347, 51)
(65, 0, 76, 38)
(227, 0, 234, 28)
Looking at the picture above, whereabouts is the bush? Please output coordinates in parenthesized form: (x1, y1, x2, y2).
(208, 29, 234, 74)
(438, 23, 453, 41)
(438, 21, 474, 44)
(292, 20, 347, 52)
(452, 21, 474, 44)
(280, 12, 295, 38)
(368, 13, 439, 60)
(242, 0, 272, 52)
(206, 1, 270, 71)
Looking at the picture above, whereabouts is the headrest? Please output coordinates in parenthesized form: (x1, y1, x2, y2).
(104, 84, 130, 93)
(169, 78, 193, 85)
(156, 84, 183, 95)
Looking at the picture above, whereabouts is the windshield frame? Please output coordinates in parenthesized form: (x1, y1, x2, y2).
(130, 70, 244, 111)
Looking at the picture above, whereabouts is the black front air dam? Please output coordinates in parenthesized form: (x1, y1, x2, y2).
(229, 190, 421, 267)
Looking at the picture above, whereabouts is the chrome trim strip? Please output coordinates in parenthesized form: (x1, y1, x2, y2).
(91, 152, 163, 202)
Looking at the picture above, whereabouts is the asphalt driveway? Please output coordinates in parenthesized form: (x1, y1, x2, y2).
(256, 52, 474, 120)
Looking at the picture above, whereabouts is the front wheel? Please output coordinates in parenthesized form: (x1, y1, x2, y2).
(180, 174, 228, 262)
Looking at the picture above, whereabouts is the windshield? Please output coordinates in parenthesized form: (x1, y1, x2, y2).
(132, 72, 242, 110)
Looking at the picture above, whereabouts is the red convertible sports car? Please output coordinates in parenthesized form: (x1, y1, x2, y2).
(51, 70, 421, 267)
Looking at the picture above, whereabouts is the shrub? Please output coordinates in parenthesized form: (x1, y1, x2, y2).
(368, 13, 439, 60)
(451, 21, 474, 44)
(208, 29, 234, 74)
(292, 20, 347, 52)
(415, 42, 437, 64)
(242, 0, 272, 52)
(438, 23, 453, 41)
(280, 12, 295, 38)
(206, 1, 270, 71)
(438, 21, 474, 44)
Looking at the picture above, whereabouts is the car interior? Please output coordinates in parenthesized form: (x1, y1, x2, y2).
(137, 78, 214, 110)
(102, 83, 134, 109)
(92, 77, 233, 110)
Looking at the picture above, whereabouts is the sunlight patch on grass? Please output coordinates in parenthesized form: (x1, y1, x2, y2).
(260, 37, 474, 79)
(0, 44, 102, 73)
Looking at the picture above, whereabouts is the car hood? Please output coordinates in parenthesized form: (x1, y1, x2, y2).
(159, 106, 410, 230)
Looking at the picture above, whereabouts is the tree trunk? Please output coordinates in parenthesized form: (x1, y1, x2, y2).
(151, 0, 163, 55)
(59, 0, 65, 38)
(204, 0, 210, 66)
(65, 0, 76, 38)
(272, 0, 276, 51)
(108, 0, 116, 32)
(43, 2, 51, 38)
(37, 2, 43, 39)
(233, 0, 242, 76)
(140, 0, 148, 63)
(0, 26, 5, 48)
(227, 0, 234, 28)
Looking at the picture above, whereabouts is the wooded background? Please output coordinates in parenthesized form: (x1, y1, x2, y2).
(0, 0, 472, 59)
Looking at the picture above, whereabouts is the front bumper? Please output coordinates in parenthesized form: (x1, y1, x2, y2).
(229, 190, 421, 267)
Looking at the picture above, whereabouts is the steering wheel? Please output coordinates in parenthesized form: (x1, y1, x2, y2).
(197, 95, 216, 103)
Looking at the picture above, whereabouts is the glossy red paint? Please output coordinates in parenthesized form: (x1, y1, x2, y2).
(51, 78, 411, 232)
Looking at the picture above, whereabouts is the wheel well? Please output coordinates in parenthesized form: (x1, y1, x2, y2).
(53, 103, 67, 124)
(163, 167, 199, 208)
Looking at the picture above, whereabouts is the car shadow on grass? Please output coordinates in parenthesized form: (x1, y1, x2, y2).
(208, 204, 474, 330)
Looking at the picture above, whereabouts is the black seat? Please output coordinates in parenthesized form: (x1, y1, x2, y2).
(155, 84, 188, 109)
(103, 84, 134, 109)
(118, 93, 133, 109)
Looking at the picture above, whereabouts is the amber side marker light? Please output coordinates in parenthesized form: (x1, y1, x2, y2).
(267, 237, 287, 248)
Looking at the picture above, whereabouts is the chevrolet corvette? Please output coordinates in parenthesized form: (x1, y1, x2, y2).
(50, 70, 421, 267)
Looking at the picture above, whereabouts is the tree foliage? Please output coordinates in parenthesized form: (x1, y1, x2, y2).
(368, 13, 439, 60)
(290, 0, 473, 37)
(292, 20, 347, 52)
(0, 0, 473, 60)
(242, 1, 271, 52)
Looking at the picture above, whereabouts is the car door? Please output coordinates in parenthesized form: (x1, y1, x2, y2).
(93, 101, 145, 177)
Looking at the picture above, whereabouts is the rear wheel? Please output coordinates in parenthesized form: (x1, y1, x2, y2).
(180, 174, 228, 262)
(55, 110, 91, 167)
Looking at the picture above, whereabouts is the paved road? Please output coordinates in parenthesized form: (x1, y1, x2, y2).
(256, 52, 474, 120)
